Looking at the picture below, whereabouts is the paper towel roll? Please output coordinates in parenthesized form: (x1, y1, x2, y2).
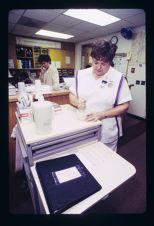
(32, 101, 52, 134)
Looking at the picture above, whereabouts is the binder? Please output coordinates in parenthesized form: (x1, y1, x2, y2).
(36, 154, 102, 214)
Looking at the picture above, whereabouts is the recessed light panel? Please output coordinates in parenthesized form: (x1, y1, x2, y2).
(64, 9, 120, 26)
(35, 29, 74, 39)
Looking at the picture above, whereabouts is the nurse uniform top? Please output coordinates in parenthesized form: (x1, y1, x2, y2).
(69, 66, 132, 144)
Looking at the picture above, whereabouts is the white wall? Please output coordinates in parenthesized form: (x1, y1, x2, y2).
(75, 25, 145, 70)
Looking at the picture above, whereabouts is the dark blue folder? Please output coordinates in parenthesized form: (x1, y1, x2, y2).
(36, 154, 102, 214)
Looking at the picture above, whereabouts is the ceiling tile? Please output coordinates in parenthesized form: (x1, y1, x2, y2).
(17, 16, 47, 28)
(99, 9, 111, 13)
(92, 26, 116, 36)
(11, 24, 39, 35)
(51, 14, 81, 26)
(8, 9, 25, 16)
(51, 9, 68, 14)
(43, 22, 70, 32)
(8, 12, 21, 24)
(73, 22, 100, 31)
(125, 13, 146, 26)
(105, 9, 145, 19)
(70, 32, 96, 42)
(23, 9, 59, 22)
(106, 19, 136, 32)
(62, 28, 84, 36)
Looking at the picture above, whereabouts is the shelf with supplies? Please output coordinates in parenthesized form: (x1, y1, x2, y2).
(16, 45, 33, 69)
(15, 45, 48, 69)
(33, 46, 48, 68)
(57, 68, 74, 77)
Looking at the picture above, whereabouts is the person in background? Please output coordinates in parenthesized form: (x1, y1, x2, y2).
(38, 54, 60, 90)
(69, 40, 132, 152)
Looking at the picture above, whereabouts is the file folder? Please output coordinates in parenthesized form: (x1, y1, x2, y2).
(36, 154, 102, 214)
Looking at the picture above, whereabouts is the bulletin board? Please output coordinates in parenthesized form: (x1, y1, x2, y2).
(113, 53, 128, 76)
(48, 49, 75, 69)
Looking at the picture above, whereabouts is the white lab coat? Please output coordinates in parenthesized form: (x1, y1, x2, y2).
(39, 64, 59, 88)
(70, 66, 132, 144)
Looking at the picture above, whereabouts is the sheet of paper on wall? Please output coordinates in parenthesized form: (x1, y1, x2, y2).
(65, 56, 70, 64)
(55, 61, 61, 68)
(113, 56, 128, 75)
(8, 59, 15, 68)
(52, 61, 56, 67)
(89, 56, 92, 64)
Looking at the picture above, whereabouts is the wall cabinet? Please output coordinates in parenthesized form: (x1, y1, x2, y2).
(16, 45, 33, 68)
(33, 46, 48, 68)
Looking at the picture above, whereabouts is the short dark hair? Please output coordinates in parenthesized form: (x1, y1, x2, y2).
(91, 40, 117, 64)
(38, 54, 51, 63)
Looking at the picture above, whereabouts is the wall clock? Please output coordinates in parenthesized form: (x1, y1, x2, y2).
(111, 36, 118, 45)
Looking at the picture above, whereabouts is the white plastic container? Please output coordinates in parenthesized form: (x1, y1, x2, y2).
(32, 101, 52, 134)
(18, 82, 26, 93)
(34, 79, 44, 101)
(18, 82, 29, 108)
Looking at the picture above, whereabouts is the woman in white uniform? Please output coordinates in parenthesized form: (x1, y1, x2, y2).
(38, 54, 60, 90)
(69, 40, 132, 152)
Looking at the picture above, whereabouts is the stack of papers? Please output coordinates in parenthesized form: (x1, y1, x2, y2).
(25, 84, 52, 94)
(9, 83, 16, 96)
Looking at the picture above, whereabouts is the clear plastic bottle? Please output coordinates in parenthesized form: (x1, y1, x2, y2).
(77, 99, 86, 120)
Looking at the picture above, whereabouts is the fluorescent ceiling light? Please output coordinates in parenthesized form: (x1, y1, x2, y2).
(64, 9, 120, 26)
(35, 29, 74, 39)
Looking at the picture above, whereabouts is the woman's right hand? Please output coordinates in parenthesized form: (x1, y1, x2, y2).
(41, 66, 46, 71)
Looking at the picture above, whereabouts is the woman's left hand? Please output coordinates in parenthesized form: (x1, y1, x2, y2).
(85, 112, 104, 122)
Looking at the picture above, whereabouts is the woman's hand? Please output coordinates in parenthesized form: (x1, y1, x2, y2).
(85, 102, 130, 122)
(85, 112, 105, 122)
(41, 66, 46, 71)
